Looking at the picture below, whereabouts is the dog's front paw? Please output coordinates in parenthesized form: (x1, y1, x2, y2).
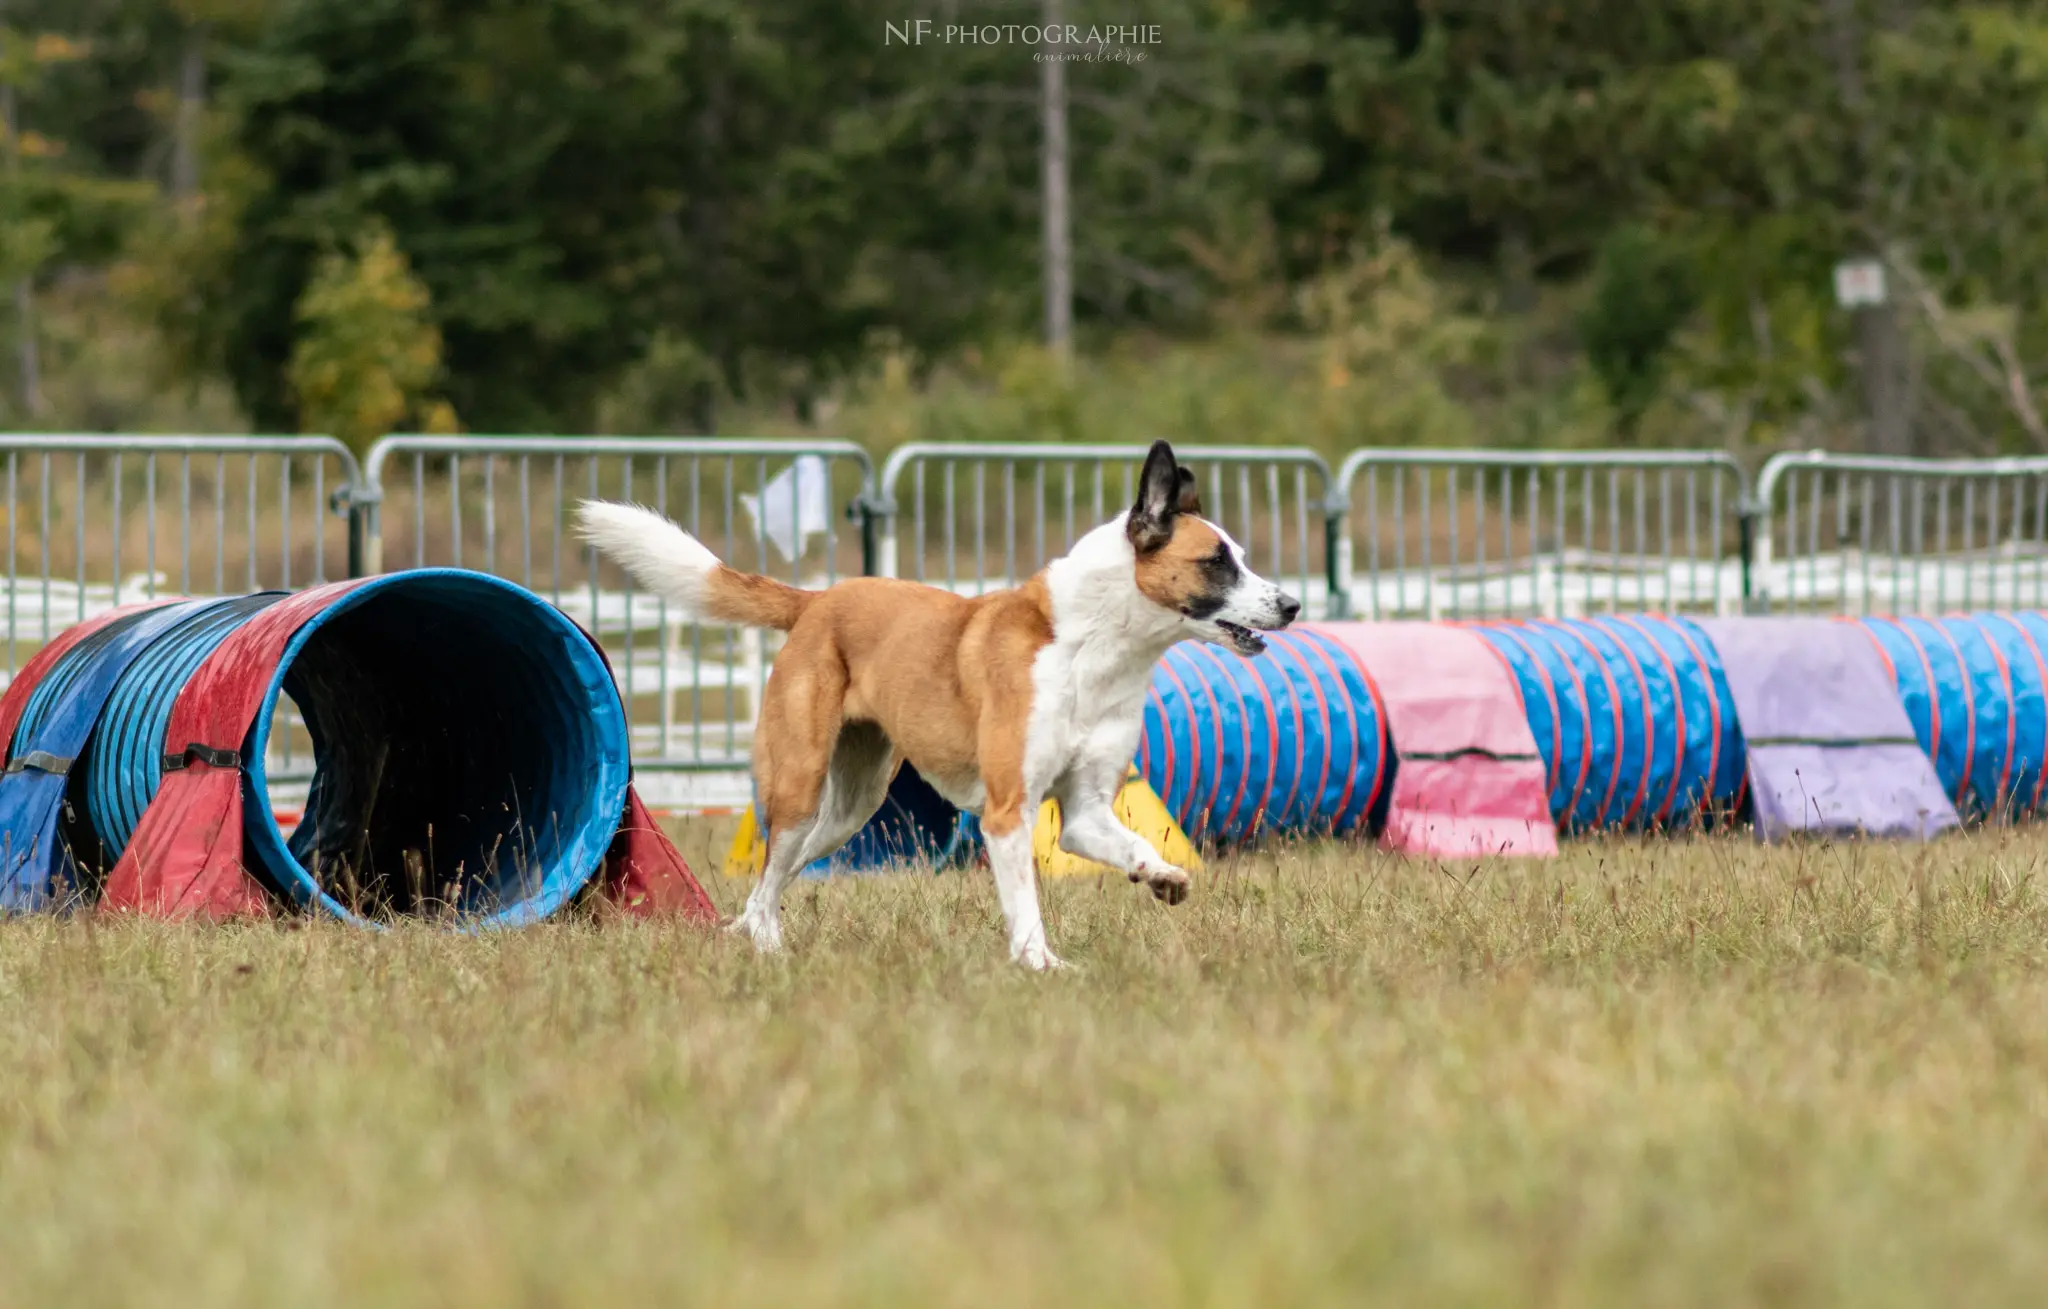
(1013, 941, 1067, 971)
(726, 911, 784, 953)
(1129, 863, 1191, 905)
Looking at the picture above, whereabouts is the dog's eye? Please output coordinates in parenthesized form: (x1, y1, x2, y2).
(1201, 548, 1239, 581)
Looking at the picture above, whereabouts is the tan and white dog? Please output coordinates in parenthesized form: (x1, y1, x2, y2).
(576, 440, 1300, 968)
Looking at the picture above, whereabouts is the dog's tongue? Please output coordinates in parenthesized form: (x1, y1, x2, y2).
(1219, 621, 1266, 656)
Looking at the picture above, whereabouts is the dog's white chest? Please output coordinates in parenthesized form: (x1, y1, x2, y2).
(1024, 641, 1153, 790)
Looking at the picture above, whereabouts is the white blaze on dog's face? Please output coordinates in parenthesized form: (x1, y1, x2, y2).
(1125, 440, 1301, 656)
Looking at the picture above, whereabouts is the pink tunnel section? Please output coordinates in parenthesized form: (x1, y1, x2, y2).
(1310, 623, 1557, 859)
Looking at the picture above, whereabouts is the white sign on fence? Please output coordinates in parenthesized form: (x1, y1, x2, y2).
(1833, 258, 1887, 308)
(740, 455, 832, 562)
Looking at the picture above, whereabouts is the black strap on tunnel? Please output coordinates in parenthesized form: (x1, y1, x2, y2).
(1399, 747, 1543, 763)
(161, 743, 242, 773)
(1745, 734, 1923, 749)
(4, 750, 73, 775)
(148, 594, 290, 776)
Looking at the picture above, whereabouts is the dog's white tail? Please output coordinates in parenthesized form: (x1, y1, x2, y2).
(574, 501, 813, 631)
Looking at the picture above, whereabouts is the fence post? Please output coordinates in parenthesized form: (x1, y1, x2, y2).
(851, 486, 891, 577)
(338, 484, 382, 578)
(1736, 492, 1760, 614)
(1322, 488, 1352, 621)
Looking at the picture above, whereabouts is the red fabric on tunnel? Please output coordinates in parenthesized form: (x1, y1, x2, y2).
(600, 787, 718, 922)
(1311, 622, 1557, 859)
(0, 600, 185, 753)
(103, 581, 367, 918)
(567, 622, 718, 922)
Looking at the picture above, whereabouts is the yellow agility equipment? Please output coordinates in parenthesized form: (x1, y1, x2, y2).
(724, 766, 1199, 879)
(722, 806, 767, 879)
(1034, 767, 1202, 879)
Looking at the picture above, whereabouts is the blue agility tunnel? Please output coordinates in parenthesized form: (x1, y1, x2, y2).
(0, 598, 264, 908)
(0, 570, 631, 924)
(1138, 630, 1389, 843)
(1852, 614, 2048, 822)
(1474, 616, 1747, 831)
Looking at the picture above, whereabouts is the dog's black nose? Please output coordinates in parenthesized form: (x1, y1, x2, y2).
(1278, 595, 1301, 625)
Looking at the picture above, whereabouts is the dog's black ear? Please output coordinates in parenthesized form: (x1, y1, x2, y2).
(1174, 467, 1201, 516)
(1127, 440, 1180, 554)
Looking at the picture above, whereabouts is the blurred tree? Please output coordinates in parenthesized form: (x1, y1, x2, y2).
(219, 0, 677, 431)
(286, 221, 452, 455)
(209, 0, 1368, 431)
(0, 19, 145, 417)
(13, 0, 2048, 451)
(1645, 0, 2048, 452)
(1578, 224, 1698, 435)
(1360, 2, 1711, 298)
(1299, 218, 1482, 449)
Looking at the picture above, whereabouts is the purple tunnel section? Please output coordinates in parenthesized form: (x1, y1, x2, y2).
(1695, 618, 1960, 841)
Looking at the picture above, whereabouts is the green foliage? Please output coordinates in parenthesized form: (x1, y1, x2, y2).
(1578, 225, 1698, 433)
(595, 332, 723, 436)
(1296, 223, 1483, 449)
(285, 222, 453, 455)
(202, 0, 1384, 432)
(20, 0, 2048, 448)
(818, 246, 1494, 460)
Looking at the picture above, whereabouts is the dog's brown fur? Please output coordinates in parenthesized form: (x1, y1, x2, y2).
(718, 572, 1046, 843)
(1131, 519, 1227, 615)
(705, 506, 1227, 850)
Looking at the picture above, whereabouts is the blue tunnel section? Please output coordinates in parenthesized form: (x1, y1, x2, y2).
(1473, 616, 1746, 832)
(803, 762, 981, 877)
(4, 570, 631, 925)
(84, 594, 286, 861)
(241, 571, 632, 926)
(0, 599, 272, 907)
(1852, 614, 2048, 822)
(1138, 630, 1388, 843)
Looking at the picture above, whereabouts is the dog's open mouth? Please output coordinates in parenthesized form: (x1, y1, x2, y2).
(1217, 620, 1267, 656)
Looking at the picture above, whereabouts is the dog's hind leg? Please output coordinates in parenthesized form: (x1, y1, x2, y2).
(797, 721, 900, 870)
(978, 739, 1060, 970)
(734, 821, 813, 954)
(734, 650, 843, 952)
(734, 719, 898, 952)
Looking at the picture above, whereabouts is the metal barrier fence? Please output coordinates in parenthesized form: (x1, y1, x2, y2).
(861, 442, 1332, 610)
(1751, 451, 2048, 615)
(0, 433, 361, 781)
(1330, 448, 1750, 619)
(357, 435, 875, 779)
(23, 432, 2048, 798)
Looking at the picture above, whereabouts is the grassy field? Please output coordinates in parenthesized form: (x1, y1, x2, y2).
(6, 832, 2048, 1306)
